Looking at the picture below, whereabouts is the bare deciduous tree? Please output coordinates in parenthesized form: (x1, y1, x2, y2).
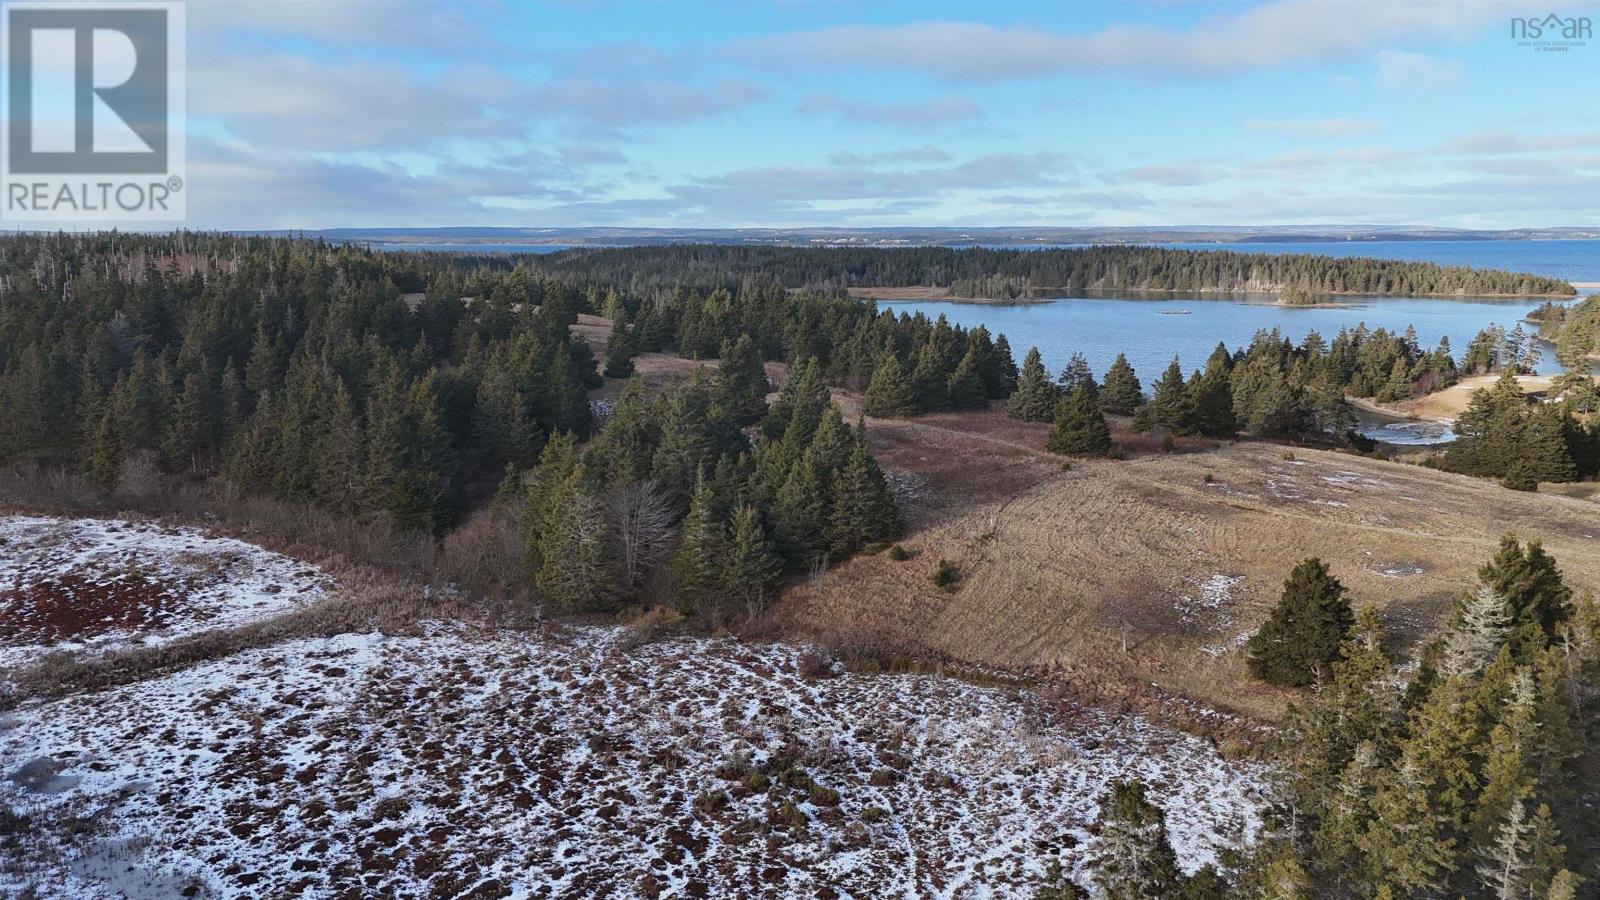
(609, 480, 675, 596)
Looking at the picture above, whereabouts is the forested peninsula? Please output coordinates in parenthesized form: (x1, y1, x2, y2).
(516, 244, 1576, 299)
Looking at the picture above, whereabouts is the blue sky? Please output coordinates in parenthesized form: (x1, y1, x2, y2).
(182, 0, 1600, 229)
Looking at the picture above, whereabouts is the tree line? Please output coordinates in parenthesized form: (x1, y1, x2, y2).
(509, 244, 1575, 299)
(1530, 295, 1600, 369)
(1001, 324, 1463, 453)
(0, 232, 908, 616)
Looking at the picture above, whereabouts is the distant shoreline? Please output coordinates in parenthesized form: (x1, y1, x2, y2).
(849, 285, 1574, 304)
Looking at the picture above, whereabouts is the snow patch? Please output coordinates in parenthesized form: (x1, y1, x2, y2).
(1, 626, 1267, 898)
(0, 516, 332, 669)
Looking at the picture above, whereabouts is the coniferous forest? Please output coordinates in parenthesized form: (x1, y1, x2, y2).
(516, 243, 1576, 298)
(3, 231, 1600, 898)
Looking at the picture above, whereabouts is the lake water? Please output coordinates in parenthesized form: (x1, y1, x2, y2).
(877, 294, 1577, 445)
(877, 294, 1566, 384)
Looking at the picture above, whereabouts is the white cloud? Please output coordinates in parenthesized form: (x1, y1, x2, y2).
(1244, 118, 1382, 139)
(827, 147, 953, 166)
(733, 1, 1519, 79)
(1374, 50, 1466, 91)
(799, 94, 982, 127)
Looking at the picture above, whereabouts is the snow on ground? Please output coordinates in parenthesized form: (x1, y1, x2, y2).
(0, 516, 333, 669)
(1, 625, 1267, 899)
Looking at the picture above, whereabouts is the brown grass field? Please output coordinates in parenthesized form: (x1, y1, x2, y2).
(569, 327, 1600, 725)
(776, 400, 1600, 722)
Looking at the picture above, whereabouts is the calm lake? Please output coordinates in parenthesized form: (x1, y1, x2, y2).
(877, 294, 1572, 445)
(877, 294, 1566, 385)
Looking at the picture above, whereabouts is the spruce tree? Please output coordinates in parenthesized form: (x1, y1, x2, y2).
(1442, 584, 1513, 677)
(863, 352, 916, 419)
(1058, 352, 1098, 395)
(1247, 558, 1355, 687)
(946, 348, 988, 410)
(1006, 347, 1059, 422)
(1047, 386, 1112, 456)
(1086, 780, 1184, 900)
(1477, 537, 1572, 652)
(602, 312, 636, 378)
(773, 460, 826, 570)
(715, 335, 769, 425)
(535, 469, 613, 612)
(827, 428, 902, 557)
(911, 337, 950, 412)
(671, 474, 727, 614)
(585, 375, 661, 488)
(1100, 353, 1143, 415)
(1521, 406, 1578, 484)
(1132, 357, 1195, 435)
(723, 504, 781, 617)
(989, 333, 1020, 396)
(1188, 366, 1236, 438)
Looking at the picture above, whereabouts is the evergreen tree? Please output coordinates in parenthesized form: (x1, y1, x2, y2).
(946, 348, 988, 410)
(989, 333, 1020, 396)
(911, 337, 950, 412)
(1058, 352, 1098, 395)
(863, 352, 917, 419)
(1521, 406, 1578, 484)
(1047, 386, 1112, 456)
(585, 375, 662, 488)
(1188, 366, 1236, 438)
(715, 335, 769, 425)
(1442, 584, 1513, 677)
(1247, 558, 1355, 687)
(1132, 357, 1195, 435)
(603, 312, 637, 378)
(535, 468, 614, 612)
(1477, 537, 1572, 654)
(1100, 353, 1143, 415)
(1086, 780, 1184, 900)
(671, 474, 728, 614)
(773, 460, 827, 570)
(826, 427, 902, 557)
(723, 504, 781, 617)
(313, 381, 366, 514)
(1005, 347, 1059, 422)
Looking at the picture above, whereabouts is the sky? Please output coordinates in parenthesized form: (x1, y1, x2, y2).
(179, 0, 1600, 230)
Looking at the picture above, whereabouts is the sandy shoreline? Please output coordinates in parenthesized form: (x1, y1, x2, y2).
(1348, 374, 1572, 423)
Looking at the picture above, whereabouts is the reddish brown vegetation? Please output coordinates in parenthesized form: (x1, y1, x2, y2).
(0, 571, 199, 646)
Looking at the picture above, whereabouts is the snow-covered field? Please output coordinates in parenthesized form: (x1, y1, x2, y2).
(0, 516, 332, 669)
(0, 516, 1267, 898)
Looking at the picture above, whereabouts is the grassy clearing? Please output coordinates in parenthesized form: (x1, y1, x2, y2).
(778, 418, 1600, 723)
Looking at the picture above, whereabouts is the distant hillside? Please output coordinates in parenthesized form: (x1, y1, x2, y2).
(267, 225, 1600, 248)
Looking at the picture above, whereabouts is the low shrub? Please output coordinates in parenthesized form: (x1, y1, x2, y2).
(807, 784, 841, 807)
(932, 559, 961, 592)
(886, 545, 911, 562)
(693, 790, 729, 814)
(772, 800, 808, 831)
(796, 647, 839, 681)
